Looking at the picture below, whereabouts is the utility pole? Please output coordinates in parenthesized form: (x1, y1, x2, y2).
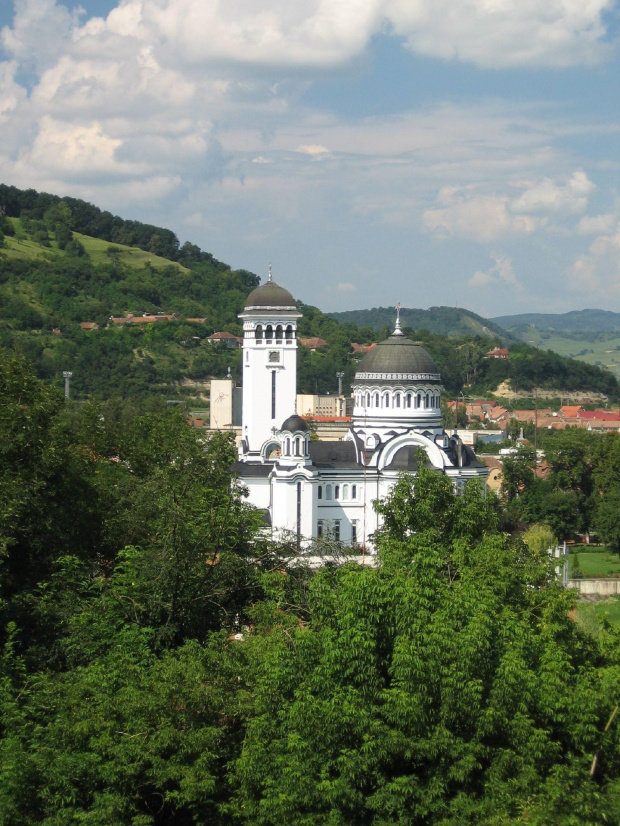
(62, 371, 73, 400)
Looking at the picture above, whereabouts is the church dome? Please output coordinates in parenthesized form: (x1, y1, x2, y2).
(280, 414, 309, 433)
(244, 280, 296, 311)
(356, 334, 441, 383)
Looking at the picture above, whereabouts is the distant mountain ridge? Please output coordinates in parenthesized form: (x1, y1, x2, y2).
(328, 306, 515, 341)
(492, 309, 620, 333)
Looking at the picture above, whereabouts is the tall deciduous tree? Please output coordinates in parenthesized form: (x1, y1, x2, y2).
(233, 470, 620, 824)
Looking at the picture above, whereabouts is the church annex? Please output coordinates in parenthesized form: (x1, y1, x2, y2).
(234, 275, 487, 551)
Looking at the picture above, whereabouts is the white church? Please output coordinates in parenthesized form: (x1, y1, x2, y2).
(233, 274, 488, 551)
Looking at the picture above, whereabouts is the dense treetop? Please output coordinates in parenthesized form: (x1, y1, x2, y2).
(2, 355, 620, 824)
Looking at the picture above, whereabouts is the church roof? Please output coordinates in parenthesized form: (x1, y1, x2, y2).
(232, 461, 273, 477)
(355, 334, 440, 382)
(385, 445, 435, 472)
(308, 441, 360, 469)
(281, 414, 309, 433)
(243, 279, 296, 311)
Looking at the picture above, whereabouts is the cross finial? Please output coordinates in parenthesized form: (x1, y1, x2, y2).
(393, 301, 403, 336)
(268, 262, 272, 282)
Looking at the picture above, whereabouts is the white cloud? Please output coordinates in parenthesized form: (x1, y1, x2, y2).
(385, 0, 614, 68)
(296, 144, 330, 156)
(423, 188, 538, 242)
(469, 254, 521, 290)
(337, 282, 357, 292)
(13, 116, 144, 181)
(422, 171, 598, 242)
(511, 171, 594, 215)
(577, 213, 617, 234)
(0, 60, 26, 116)
(90, 0, 383, 68)
(569, 222, 620, 298)
(1, 0, 80, 70)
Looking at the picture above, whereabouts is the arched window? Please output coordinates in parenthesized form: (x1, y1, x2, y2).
(416, 393, 422, 409)
(406, 393, 411, 408)
(326, 485, 333, 500)
(295, 437, 301, 456)
(351, 484, 357, 499)
(366, 393, 370, 407)
(383, 393, 389, 408)
(318, 486, 323, 500)
(285, 437, 291, 456)
(275, 324, 283, 342)
(334, 485, 340, 500)
(265, 324, 273, 343)
(374, 393, 379, 407)
(285, 325, 293, 341)
(255, 324, 263, 341)
(426, 393, 430, 408)
(395, 394, 401, 408)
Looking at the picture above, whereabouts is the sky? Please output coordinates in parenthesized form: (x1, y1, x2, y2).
(1, 1, 619, 318)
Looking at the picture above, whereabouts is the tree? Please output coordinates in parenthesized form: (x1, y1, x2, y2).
(0, 353, 102, 631)
(522, 522, 556, 554)
(232, 470, 620, 824)
(500, 445, 536, 504)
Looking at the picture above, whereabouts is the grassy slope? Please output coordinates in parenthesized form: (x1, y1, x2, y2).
(3, 218, 190, 273)
(513, 326, 620, 379)
(0, 217, 243, 401)
(575, 598, 620, 634)
(570, 552, 620, 577)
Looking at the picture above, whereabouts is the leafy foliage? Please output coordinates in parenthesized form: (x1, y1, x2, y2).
(2, 362, 620, 823)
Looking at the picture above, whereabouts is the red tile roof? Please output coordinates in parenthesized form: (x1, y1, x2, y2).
(300, 337, 328, 349)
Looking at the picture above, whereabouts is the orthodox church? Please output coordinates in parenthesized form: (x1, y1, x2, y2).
(234, 274, 487, 551)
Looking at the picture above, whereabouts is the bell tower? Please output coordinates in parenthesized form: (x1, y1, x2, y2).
(238, 268, 302, 460)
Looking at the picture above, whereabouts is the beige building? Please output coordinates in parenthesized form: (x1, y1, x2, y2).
(296, 394, 349, 418)
(209, 378, 242, 431)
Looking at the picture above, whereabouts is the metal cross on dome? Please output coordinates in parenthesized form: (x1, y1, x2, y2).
(394, 301, 403, 336)
(268, 263, 272, 282)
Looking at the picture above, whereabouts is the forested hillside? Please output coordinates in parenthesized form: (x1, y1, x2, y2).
(329, 305, 514, 340)
(1, 183, 618, 403)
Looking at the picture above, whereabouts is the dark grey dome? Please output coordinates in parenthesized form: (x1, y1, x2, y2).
(281, 414, 309, 433)
(356, 335, 441, 382)
(244, 280, 296, 311)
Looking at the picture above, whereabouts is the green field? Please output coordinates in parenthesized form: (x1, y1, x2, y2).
(570, 551, 620, 577)
(575, 597, 620, 634)
(3, 217, 189, 273)
(518, 327, 620, 379)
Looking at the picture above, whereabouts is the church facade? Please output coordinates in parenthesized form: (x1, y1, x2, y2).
(234, 276, 487, 552)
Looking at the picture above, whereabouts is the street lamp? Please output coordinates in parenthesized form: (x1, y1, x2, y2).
(336, 371, 345, 396)
(62, 371, 73, 399)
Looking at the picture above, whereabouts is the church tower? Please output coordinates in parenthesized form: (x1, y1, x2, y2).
(238, 269, 301, 460)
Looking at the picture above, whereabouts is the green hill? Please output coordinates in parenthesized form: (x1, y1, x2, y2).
(1, 183, 618, 403)
(492, 309, 620, 333)
(328, 306, 516, 341)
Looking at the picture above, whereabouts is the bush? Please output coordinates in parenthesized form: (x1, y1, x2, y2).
(66, 239, 87, 258)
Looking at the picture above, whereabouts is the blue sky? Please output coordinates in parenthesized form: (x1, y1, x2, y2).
(1, 1, 619, 318)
